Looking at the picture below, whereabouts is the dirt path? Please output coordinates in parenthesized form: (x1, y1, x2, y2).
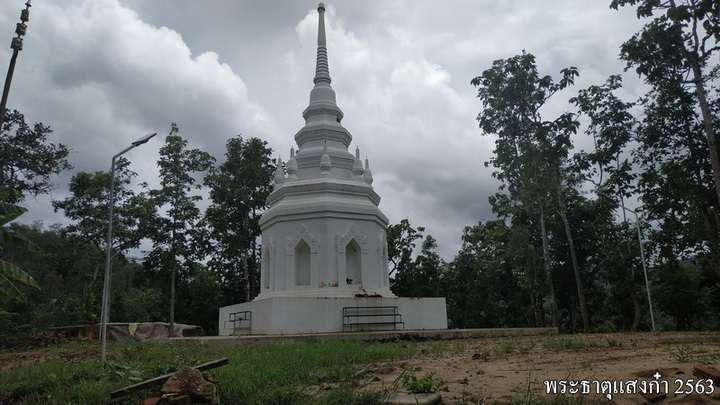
(365, 332, 720, 404)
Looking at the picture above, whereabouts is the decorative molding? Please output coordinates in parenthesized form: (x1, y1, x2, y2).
(286, 224, 319, 255)
(336, 223, 368, 254)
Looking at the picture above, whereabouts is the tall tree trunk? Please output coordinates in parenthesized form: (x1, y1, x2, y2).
(621, 241, 641, 333)
(538, 205, 560, 328)
(530, 288, 543, 327)
(169, 223, 177, 338)
(553, 169, 591, 333)
(534, 294, 544, 327)
(629, 288, 641, 332)
(692, 62, 720, 214)
(673, 0, 720, 211)
(169, 254, 176, 338)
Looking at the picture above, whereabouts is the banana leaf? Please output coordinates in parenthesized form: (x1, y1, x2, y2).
(0, 260, 39, 302)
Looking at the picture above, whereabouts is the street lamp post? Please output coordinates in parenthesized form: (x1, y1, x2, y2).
(100, 133, 157, 362)
(0, 1, 31, 128)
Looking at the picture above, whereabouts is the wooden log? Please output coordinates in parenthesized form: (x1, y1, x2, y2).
(110, 357, 229, 399)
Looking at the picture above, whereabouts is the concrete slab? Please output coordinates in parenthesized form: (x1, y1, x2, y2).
(386, 392, 441, 405)
(155, 327, 557, 346)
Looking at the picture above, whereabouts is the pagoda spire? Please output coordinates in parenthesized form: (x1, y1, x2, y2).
(304, 2, 340, 115)
(289, 2, 359, 179)
(314, 3, 330, 85)
(295, 3, 351, 151)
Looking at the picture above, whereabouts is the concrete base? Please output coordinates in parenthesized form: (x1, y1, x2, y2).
(157, 327, 558, 346)
(218, 296, 447, 335)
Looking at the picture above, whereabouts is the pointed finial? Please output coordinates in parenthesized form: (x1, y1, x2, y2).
(317, 4, 326, 45)
(314, 2, 331, 85)
(353, 146, 364, 179)
(287, 147, 298, 180)
(320, 141, 332, 175)
(363, 156, 373, 185)
(274, 156, 285, 188)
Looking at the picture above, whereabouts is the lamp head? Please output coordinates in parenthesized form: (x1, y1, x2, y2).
(132, 132, 157, 146)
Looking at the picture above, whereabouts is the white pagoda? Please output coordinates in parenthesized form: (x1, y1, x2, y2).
(219, 3, 447, 335)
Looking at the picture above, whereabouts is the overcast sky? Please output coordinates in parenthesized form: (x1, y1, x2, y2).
(1, 0, 649, 260)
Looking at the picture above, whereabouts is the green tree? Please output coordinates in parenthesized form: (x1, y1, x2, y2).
(0, 188, 40, 302)
(392, 234, 445, 298)
(0, 110, 72, 202)
(632, 69, 720, 280)
(204, 136, 275, 304)
(472, 51, 591, 331)
(387, 219, 425, 278)
(3, 221, 147, 327)
(145, 123, 215, 336)
(653, 260, 710, 330)
(445, 220, 530, 328)
(571, 76, 648, 331)
(612, 0, 720, 284)
(52, 158, 152, 299)
(388, 219, 447, 297)
(611, 0, 720, 209)
(571, 75, 637, 197)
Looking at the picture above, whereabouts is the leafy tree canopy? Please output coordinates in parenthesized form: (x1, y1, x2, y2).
(0, 110, 72, 202)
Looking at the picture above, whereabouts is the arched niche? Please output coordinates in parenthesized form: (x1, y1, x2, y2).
(284, 224, 320, 288)
(345, 239, 362, 285)
(294, 239, 311, 286)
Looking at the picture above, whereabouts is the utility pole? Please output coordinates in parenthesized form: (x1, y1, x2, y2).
(0, 1, 32, 128)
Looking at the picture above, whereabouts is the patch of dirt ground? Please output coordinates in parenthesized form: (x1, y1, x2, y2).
(363, 331, 720, 404)
(0, 347, 92, 374)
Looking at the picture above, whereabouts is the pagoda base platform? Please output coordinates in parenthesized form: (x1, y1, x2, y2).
(218, 296, 447, 335)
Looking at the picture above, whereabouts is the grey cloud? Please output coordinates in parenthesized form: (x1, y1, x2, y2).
(1, 0, 649, 261)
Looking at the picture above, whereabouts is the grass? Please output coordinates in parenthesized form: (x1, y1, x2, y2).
(212, 339, 416, 404)
(543, 336, 600, 352)
(666, 343, 720, 363)
(0, 338, 420, 405)
(493, 339, 518, 355)
(485, 338, 536, 357)
(393, 365, 447, 394)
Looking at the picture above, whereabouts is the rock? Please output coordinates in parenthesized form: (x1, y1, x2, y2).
(161, 366, 217, 404)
